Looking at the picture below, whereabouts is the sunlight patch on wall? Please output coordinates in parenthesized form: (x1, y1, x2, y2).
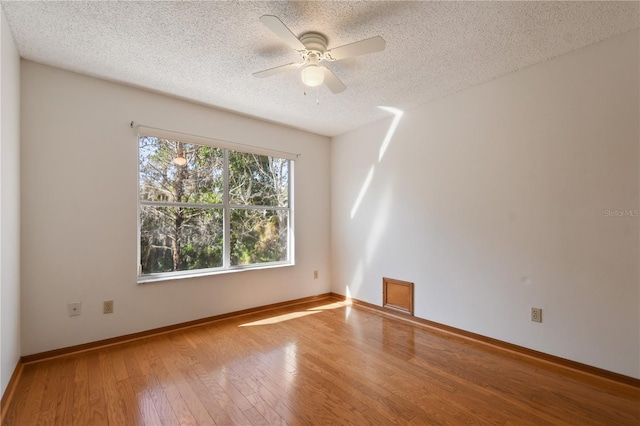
(350, 165, 375, 219)
(365, 188, 392, 264)
(377, 106, 404, 162)
(349, 261, 365, 295)
(349, 107, 402, 220)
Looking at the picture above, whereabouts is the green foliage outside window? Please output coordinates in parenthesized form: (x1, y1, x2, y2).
(139, 136, 290, 276)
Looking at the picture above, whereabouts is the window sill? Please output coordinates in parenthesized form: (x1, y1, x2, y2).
(137, 261, 295, 284)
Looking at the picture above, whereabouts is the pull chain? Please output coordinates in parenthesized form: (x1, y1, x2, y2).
(303, 86, 322, 105)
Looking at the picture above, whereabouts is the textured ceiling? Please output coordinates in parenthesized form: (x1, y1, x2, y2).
(2, 1, 638, 137)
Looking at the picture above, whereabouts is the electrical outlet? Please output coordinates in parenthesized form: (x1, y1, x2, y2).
(313, 270, 318, 279)
(103, 300, 114, 314)
(68, 302, 81, 317)
(531, 307, 542, 323)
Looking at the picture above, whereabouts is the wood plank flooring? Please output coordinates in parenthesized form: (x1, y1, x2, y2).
(3, 298, 639, 425)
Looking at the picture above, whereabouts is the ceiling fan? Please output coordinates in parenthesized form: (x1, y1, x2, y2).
(253, 15, 386, 94)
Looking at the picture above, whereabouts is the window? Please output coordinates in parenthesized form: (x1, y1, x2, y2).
(138, 130, 293, 281)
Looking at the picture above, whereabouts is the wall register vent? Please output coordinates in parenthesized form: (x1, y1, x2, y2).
(382, 277, 414, 316)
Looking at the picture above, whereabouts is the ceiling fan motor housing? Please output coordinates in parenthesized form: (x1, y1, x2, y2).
(299, 32, 328, 54)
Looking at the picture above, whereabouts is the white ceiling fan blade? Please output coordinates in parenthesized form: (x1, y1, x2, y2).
(253, 62, 302, 78)
(322, 67, 346, 94)
(259, 15, 306, 51)
(326, 36, 386, 61)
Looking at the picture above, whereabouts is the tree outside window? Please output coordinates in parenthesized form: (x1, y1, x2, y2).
(138, 136, 291, 278)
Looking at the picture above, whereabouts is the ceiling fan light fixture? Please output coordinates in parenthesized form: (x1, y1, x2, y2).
(173, 156, 187, 166)
(301, 65, 324, 87)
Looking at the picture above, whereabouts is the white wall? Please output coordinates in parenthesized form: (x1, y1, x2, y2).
(0, 7, 21, 397)
(20, 61, 331, 356)
(332, 30, 639, 378)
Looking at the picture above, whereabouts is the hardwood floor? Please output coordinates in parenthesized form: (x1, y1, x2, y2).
(3, 298, 639, 425)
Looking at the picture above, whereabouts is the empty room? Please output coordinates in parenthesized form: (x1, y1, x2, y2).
(1, 1, 639, 424)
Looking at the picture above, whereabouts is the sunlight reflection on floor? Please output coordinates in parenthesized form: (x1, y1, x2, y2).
(239, 310, 320, 327)
(307, 300, 351, 311)
(239, 300, 352, 327)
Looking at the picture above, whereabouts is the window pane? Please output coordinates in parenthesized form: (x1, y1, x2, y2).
(230, 209, 289, 266)
(229, 151, 288, 207)
(139, 133, 293, 279)
(140, 205, 223, 273)
(139, 137, 224, 204)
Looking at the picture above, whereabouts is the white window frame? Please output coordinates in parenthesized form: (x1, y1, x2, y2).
(136, 126, 296, 283)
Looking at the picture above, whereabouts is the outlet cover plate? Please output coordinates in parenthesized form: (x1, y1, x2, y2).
(531, 307, 542, 323)
(103, 300, 114, 314)
(68, 302, 81, 316)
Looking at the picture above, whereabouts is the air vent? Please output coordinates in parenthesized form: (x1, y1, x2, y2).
(382, 277, 414, 315)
